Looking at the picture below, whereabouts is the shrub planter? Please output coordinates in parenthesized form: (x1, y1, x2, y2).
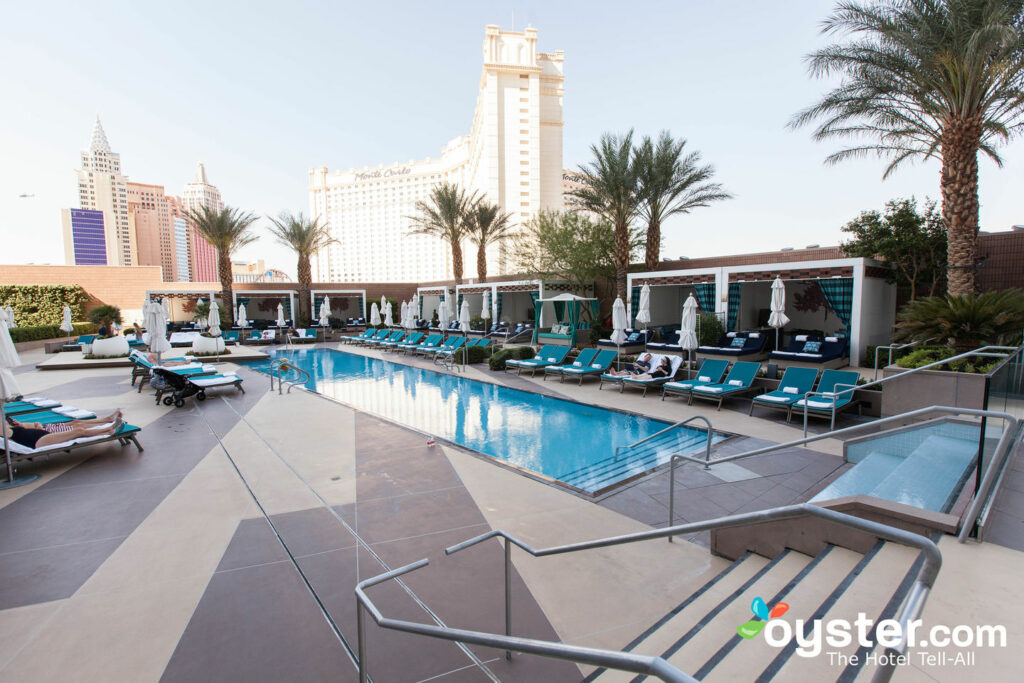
(90, 336, 131, 358)
(191, 335, 226, 355)
(880, 364, 988, 417)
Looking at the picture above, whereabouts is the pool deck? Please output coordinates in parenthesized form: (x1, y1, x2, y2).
(1, 342, 1022, 682)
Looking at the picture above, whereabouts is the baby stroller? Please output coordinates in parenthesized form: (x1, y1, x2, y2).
(152, 368, 245, 407)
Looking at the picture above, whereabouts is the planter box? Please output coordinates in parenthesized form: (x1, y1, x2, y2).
(191, 335, 226, 355)
(90, 336, 130, 358)
(880, 364, 987, 417)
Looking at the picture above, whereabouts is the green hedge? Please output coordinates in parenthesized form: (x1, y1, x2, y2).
(452, 345, 489, 364)
(896, 346, 998, 374)
(10, 322, 97, 343)
(487, 346, 536, 371)
(0, 285, 88, 327)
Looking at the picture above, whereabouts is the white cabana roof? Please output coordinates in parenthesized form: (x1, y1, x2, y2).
(534, 293, 597, 303)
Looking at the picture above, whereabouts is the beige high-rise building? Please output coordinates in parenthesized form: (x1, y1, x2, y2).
(76, 118, 134, 266)
(310, 25, 565, 283)
(127, 182, 179, 281)
(182, 163, 224, 282)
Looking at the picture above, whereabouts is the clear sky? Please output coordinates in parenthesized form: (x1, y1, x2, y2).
(1, 0, 1021, 277)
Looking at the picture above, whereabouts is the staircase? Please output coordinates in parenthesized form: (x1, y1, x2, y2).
(559, 430, 712, 492)
(584, 541, 921, 682)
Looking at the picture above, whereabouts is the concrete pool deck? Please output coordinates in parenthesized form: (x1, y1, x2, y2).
(1, 343, 1022, 681)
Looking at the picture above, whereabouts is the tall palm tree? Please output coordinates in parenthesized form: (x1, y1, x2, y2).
(634, 131, 733, 270)
(467, 202, 515, 282)
(792, 0, 1024, 296)
(183, 206, 259, 325)
(408, 182, 481, 284)
(267, 212, 337, 323)
(568, 131, 639, 300)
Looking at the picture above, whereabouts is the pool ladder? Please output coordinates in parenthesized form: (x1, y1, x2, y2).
(269, 358, 310, 394)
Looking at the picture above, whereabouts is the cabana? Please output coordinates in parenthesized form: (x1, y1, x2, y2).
(232, 290, 296, 329)
(310, 289, 366, 327)
(145, 289, 218, 327)
(531, 293, 598, 347)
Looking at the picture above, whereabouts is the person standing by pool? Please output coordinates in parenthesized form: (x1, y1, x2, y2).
(606, 353, 653, 377)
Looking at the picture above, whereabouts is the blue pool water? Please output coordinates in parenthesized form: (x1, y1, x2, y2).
(246, 348, 724, 493)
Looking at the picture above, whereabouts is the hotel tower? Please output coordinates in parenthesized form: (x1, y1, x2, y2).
(309, 25, 565, 282)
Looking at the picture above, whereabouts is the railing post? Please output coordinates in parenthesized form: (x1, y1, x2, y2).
(504, 537, 512, 660)
(668, 456, 677, 543)
(357, 599, 368, 683)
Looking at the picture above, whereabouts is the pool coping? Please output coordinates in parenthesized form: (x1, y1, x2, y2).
(243, 347, 741, 499)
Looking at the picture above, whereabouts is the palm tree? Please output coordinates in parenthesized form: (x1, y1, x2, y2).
(894, 288, 1024, 351)
(267, 212, 336, 323)
(467, 202, 515, 282)
(634, 131, 733, 270)
(792, 0, 1024, 296)
(568, 131, 639, 300)
(183, 206, 259, 325)
(408, 182, 481, 284)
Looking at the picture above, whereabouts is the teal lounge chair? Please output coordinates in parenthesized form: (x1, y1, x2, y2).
(365, 330, 402, 346)
(382, 332, 421, 350)
(421, 336, 462, 357)
(357, 329, 392, 345)
(7, 406, 98, 425)
(689, 361, 762, 410)
(340, 329, 375, 344)
(291, 328, 317, 344)
(661, 359, 730, 401)
(602, 354, 686, 396)
(62, 334, 97, 351)
(504, 345, 555, 373)
(505, 346, 571, 377)
(749, 367, 820, 419)
(2, 420, 143, 462)
(542, 348, 598, 382)
(400, 333, 441, 354)
(430, 336, 468, 358)
(551, 349, 618, 385)
(2, 398, 63, 417)
(792, 369, 862, 429)
(222, 330, 240, 344)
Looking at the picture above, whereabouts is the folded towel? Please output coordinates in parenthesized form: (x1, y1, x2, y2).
(572, 362, 582, 367)
(728, 379, 743, 387)
(825, 336, 838, 342)
(797, 399, 838, 409)
(546, 357, 557, 362)
(591, 363, 602, 369)
(726, 332, 736, 337)
(749, 332, 760, 338)
(822, 391, 837, 397)
(795, 334, 808, 341)
(757, 394, 791, 403)
(54, 407, 94, 419)
(31, 399, 60, 408)
(697, 375, 711, 382)
(782, 386, 799, 395)
(672, 383, 695, 390)
(696, 386, 723, 393)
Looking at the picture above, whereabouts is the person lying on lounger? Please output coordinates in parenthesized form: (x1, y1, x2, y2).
(142, 352, 190, 366)
(630, 356, 673, 381)
(7, 409, 123, 434)
(605, 353, 653, 377)
(2, 416, 124, 450)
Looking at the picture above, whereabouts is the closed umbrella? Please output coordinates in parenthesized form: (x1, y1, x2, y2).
(399, 301, 407, 329)
(147, 300, 171, 361)
(319, 297, 330, 327)
(481, 290, 491, 324)
(60, 305, 74, 342)
(680, 294, 699, 378)
(369, 302, 381, 327)
(207, 300, 221, 337)
(161, 298, 170, 319)
(4, 306, 15, 329)
(237, 304, 248, 329)
(635, 283, 651, 349)
(438, 298, 451, 331)
(611, 297, 628, 367)
(459, 299, 471, 335)
(380, 295, 386, 318)
(276, 303, 286, 328)
(1, 314, 37, 489)
(768, 277, 790, 350)
(384, 301, 393, 327)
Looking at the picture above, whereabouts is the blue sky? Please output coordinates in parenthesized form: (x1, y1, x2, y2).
(1, 0, 1021, 276)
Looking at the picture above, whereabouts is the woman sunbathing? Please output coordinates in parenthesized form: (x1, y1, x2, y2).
(631, 356, 673, 380)
(605, 353, 653, 377)
(2, 416, 124, 450)
(8, 409, 123, 434)
(142, 352, 190, 366)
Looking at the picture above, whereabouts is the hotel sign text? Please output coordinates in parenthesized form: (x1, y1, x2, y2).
(354, 167, 412, 181)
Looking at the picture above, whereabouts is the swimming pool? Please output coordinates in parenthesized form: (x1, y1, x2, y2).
(246, 348, 724, 493)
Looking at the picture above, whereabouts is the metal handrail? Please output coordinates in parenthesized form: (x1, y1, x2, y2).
(800, 345, 1016, 437)
(269, 358, 310, 394)
(958, 418, 1024, 542)
(356, 504, 941, 683)
(873, 338, 934, 381)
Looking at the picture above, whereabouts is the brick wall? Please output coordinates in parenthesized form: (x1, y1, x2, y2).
(978, 230, 1024, 292)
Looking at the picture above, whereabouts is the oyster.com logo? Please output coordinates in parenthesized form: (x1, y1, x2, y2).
(737, 597, 789, 639)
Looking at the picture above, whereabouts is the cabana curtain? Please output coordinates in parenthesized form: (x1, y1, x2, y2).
(355, 297, 364, 319)
(495, 292, 503, 322)
(727, 282, 741, 331)
(694, 284, 716, 313)
(817, 278, 854, 336)
(630, 286, 641, 323)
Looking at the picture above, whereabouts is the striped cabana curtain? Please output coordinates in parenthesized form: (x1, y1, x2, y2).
(817, 278, 854, 336)
(694, 283, 716, 313)
(727, 282, 741, 331)
(630, 286, 641, 325)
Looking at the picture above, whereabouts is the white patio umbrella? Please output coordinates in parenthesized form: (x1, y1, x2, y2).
(60, 305, 74, 342)
(4, 306, 15, 329)
(481, 290, 491, 324)
(438, 298, 451, 331)
(237, 303, 249, 328)
(680, 294, 700, 378)
(276, 303, 286, 328)
(319, 297, 330, 327)
(611, 297, 628, 368)
(380, 295, 386, 318)
(459, 299, 471, 334)
(768, 276, 790, 350)
(207, 300, 221, 337)
(635, 283, 651, 349)
(399, 301, 408, 329)
(146, 300, 172, 361)
(384, 301, 393, 327)
(161, 297, 170, 319)
(369, 302, 381, 327)
(0, 314, 36, 489)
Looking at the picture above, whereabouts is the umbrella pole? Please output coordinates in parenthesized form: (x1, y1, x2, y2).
(0, 398, 41, 490)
